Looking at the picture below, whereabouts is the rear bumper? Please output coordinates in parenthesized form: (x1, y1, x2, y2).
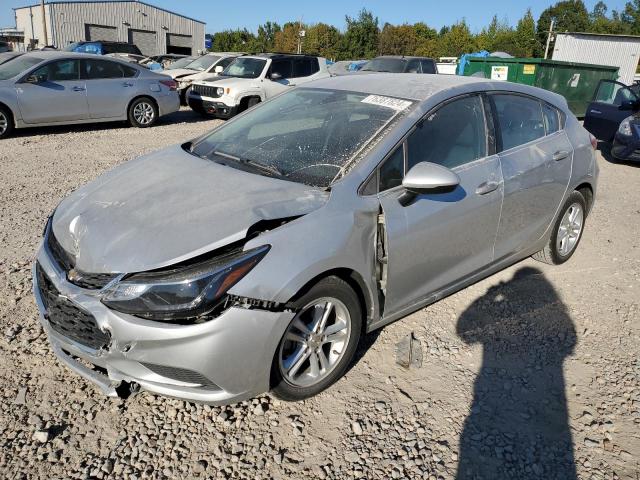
(188, 96, 237, 119)
(157, 92, 180, 117)
(32, 244, 295, 405)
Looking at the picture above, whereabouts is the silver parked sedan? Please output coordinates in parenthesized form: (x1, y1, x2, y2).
(0, 51, 179, 139)
(33, 74, 598, 405)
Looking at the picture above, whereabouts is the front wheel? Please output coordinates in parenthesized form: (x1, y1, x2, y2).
(0, 106, 14, 139)
(533, 191, 587, 265)
(271, 276, 362, 401)
(128, 97, 158, 128)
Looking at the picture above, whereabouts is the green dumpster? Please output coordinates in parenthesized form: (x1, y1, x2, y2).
(463, 57, 619, 118)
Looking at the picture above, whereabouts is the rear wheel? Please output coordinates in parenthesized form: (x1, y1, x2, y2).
(533, 191, 586, 265)
(271, 276, 362, 401)
(128, 97, 158, 128)
(0, 106, 14, 139)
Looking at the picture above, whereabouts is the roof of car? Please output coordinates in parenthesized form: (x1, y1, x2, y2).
(20, 50, 143, 63)
(374, 56, 435, 61)
(307, 73, 487, 101)
(252, 53, 323, 60)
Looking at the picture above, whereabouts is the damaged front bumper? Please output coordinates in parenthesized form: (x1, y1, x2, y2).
(188, 94, 237, 119)
(32, 246, 295, 405)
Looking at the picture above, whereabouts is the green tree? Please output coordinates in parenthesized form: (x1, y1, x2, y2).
(303, 23, 342, 59)
(437, 20, 477, 56)
(252, 22, 281, 52)
(274, 22, 303, 53)
(378, 23, 418, 55)
(413, 22, 439, 57)
(536, 0, 590, 56)
(339, 9, 379, 59)
(513, 9, 539, 57)
(211, 29, 255, 52)
(621, 0, 640, 34)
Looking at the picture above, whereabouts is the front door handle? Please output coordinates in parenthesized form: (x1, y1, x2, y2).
(72, 86, 85, 92)
(589, 109, 602, 115)
(476, 181, 500, 195)
(122, 82, 134, 87)
(552, 150, 570, 161)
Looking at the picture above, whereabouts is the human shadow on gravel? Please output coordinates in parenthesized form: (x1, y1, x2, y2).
(455, 267, 577, 480)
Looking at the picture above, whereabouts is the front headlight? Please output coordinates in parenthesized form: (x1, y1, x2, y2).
(618, 115, 634, 136)
(101, 245, 269, 321)
(216, 87, 225, 96)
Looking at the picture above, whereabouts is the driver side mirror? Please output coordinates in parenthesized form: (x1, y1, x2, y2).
(270, 72, 282, 81)
(24, 75, 43, 84)
(398, 162, 460, 206)
(214, 65, 224, 74)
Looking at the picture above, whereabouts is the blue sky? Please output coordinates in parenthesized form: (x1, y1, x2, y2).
(0, 0, 630, 32)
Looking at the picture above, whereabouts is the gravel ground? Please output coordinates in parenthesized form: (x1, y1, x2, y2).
(0, 109, 638, 479)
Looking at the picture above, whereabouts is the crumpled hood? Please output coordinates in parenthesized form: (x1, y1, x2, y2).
(52, 145, 329, 274)
(163, 68, 198, 79)
(204, 77, 256, 91)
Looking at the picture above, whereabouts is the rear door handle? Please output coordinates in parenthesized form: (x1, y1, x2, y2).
(122, 82, 134, 87)
(476, 181, 500, 195)
(589, 109, 602, 115)
(72, 86, 85, 92)
(552, 150, 570, 161)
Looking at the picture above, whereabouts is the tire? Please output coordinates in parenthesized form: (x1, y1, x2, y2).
(533, 191, 587, 265)
(128, 97, 158, 128)
(180, 87, 191, 106)
(271, 276, 362, 401)
(0, 105, 14, 140)
(246, 97, 260, 109)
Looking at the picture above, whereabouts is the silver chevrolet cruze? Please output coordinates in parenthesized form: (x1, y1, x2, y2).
(33, 74, 598, 405)
(0, 51, 179, 139)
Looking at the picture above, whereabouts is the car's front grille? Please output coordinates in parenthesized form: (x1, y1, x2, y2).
(191, 84, 220, 98)
(36, 263, 111, 350)
(46, 229, 118, 290)
(141, 362, 220, 389)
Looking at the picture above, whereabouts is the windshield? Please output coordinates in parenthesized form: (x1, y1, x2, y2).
(166, 57, 195, 70)
(362, 58, 406, 73)
(191, 88, 411, 187)
(185, 55, 220, 72)
(0, 56, 44, 80)
(222, 57, 266, 79)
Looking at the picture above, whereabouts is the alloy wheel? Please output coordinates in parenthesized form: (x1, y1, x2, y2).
(133, 102, 155, 125)
(556, 203, 584, 257)
(278, 297, 352, 388)
(0, 111, 7, 136)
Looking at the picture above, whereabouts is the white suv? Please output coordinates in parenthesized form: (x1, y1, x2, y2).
(162, 52, 243, 104)
(188, 54, 329, 119)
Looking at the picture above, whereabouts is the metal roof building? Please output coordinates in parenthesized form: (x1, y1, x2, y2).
(552, 32, 640, 85)
(13, 0, 205, 56)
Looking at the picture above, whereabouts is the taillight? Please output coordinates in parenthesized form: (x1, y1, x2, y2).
(589, 134, 597, 150)
(159, 79, 177, 91)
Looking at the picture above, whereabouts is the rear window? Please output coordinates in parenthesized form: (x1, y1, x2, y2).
(542, 103, 560, 134)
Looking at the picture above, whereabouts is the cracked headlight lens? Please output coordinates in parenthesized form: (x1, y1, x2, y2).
(101, 245, 270, 320)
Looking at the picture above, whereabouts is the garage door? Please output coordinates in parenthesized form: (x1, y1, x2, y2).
(85, 24, 117, 41)
(128, 29, 157, 56)
(167, 33, 192, 55)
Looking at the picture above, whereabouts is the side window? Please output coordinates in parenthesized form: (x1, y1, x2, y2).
(594, 81, 638, 106)
(84, 59, 124, 79)
(407, 95, 487, 170)
(122, 64, 138, 78)
(492, 94, 545, 151)
(406, 59, 421, 73)
(379, 144, 405, 192)
(270, 59, 293, 78)
(293, 58, 312, 78)
(542, 103, 560, 134)
(217, 57, 235, 70)
(31, 59, 80, 82)
(421, 60, 436, 74)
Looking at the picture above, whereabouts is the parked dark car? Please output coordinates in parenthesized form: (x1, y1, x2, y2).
(0, 41, 12, 53)
(64, 41, 142, 57)
(584, 79, 640, 161)
(361, 56, 437, 74)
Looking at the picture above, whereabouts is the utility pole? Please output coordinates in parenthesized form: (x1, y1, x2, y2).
(40, 0, 48, 46)
(297, 17, 304, 54)
(544, 19, 555, 60)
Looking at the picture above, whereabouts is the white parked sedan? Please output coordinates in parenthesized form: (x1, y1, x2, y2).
(0, 51, 179, 139)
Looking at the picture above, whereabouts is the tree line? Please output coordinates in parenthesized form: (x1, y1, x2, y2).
(207, 0, 640, 60)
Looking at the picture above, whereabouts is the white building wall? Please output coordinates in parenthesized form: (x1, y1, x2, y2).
(552, 33, 640, 85)
(15, 3, 53, 47)
(14, 1, 204, 54)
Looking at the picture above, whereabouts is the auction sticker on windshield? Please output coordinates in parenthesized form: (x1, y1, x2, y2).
(361, 95, 412, 111)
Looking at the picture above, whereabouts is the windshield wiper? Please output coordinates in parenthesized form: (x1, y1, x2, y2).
(212, 151, 285, 178)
